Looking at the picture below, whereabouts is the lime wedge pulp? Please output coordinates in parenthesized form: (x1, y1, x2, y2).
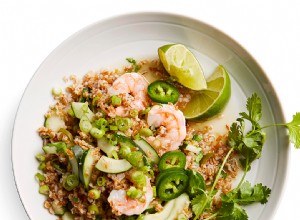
(181, 65, 231, 121)
(158, 44, 207, 91)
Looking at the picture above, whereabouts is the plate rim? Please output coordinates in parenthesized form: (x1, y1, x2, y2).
(11, 11, 290, 220)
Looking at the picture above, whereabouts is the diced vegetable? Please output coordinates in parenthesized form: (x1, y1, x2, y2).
(143, 193, 190, 220)
(81, 148, 98, 188)
(97, 137, 118, 158)
(44, 115, 66, 132)
(185, 144, 201, 154)
(156, 169, 188, 201)
(71, 102, 95, 121)
(52, 200, 65, 215)
(147, 80, 180, 104)
(62, 212, 74, 220)
(158, 151, 186, 171)
(134, 138, 159, 164)
(42, 142, 67, 154)
(95, 156, 132, 173)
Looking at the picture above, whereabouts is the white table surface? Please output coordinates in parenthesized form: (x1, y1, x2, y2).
(1, 0, 300, 219)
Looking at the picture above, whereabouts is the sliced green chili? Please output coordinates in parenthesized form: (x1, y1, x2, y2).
(156, 171, 188, 201)
(147, 80, 180, 104)
(158, 151, 186, 171)
(35, 173, 45, 181)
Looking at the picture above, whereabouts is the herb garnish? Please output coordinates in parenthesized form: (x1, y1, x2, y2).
(126, 57, 141, 72)
(191, 93, 300, 219)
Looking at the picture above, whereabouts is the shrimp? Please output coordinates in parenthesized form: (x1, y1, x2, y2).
(107, 177, 153, 216)
(108, 72, 149, 116)
(147, 104, 186, 156)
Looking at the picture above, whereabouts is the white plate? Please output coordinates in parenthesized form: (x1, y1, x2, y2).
(12, 12, 289, 220)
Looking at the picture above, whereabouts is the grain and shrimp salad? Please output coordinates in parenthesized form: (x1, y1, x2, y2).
(35, 59, 240, 220)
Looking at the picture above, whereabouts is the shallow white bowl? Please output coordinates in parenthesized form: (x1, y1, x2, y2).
(12, 12, 288, 220)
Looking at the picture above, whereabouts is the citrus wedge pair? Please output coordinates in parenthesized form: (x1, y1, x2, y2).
(158, 44, 231, 120)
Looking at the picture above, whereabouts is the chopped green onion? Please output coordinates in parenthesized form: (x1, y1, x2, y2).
(133, 133, 140, 140)
(88, 189, 101, 200)
(88, 204, 99, 215)
(52, 87, 62, 96)
(94, 118, 108, 129)
(119, 145, 132, 158)
(63, 174, 79, 191)
(58, 128, 74, 142)
(130, 109, 139, 118)
(115, 117, 132, 131)
(152, 139, 161, 148)
(39, 185, 49, 195)
(139, 128, 153, 137)
(35, 154, 45, 162)
(192, 134, 203, 142)
(111, 95, 122, 106)
(152, 186, 157, 197)
(111, 150, 119, 160)
(79, 117, 92, 133)
(38, 162, 46, 171)
(68, 108, 75, 117)
(140, 107, 150, 115)
(90, 127, 105, 139)
(127, 186, 143, 199)
(35, 173, 45, 181)
(92, 96, 101, 106)
(127, 151, 144, 168)
(97, 176, 106, 187)
(109, 125, 118, 131)
(131, 170, 146, 189)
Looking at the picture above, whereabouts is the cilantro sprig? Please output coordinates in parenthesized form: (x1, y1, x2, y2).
(126, 57, 141, 72)
(191, 93, 300, 220)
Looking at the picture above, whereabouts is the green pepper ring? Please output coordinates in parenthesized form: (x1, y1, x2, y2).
(158, 151, 186, 171)
(147, 80, 180, 104)
(155, 167, 187, 186)
(156, 171, 189, 201)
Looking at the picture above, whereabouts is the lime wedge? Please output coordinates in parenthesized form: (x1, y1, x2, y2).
(181, 65, 231, 120)
(158, 44, 207, 90)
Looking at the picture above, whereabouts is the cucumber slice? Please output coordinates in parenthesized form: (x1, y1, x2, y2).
(65, 148, 79, 176)
(81, 148, 97, 188)
(45, 115, 66, 132)
(52, 200, 65, 216)
(62, 212, 74, 220)
(95, 156, 132, 173)
(143, 193, 190, 220)
(134, 138, 159, 164)
(97, 137, 118, 158)
(71, 102, 94, 121)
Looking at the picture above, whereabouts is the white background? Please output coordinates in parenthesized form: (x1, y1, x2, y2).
(1, 0, 300, 219)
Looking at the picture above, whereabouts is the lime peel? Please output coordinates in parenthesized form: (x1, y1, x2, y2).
(158, 44, 207, 91)
(181, 65, 231, 121)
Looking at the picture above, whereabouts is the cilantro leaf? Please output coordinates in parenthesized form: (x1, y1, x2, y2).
(239, 93, 262, 129)
(191, 193, 209, 219)
(221, 181, 271, 205)
(126, 57, 141, 72)
(217, 202, 248, 220)
(285, 112, 300, 148)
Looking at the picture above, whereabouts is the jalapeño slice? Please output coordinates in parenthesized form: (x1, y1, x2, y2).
(156, 171, 189, 201)
(158, 151, 186, 171)
(147, 80, 179, 104)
